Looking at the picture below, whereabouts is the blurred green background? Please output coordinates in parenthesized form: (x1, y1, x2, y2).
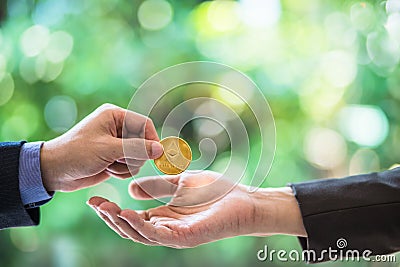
(1, 0, 400, 266)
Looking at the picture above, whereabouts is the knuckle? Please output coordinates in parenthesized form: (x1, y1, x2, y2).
(99, 202, 114, 210)
(98, 103, 119, 115)
(100, 103, 116, 110)
(145, 118, 156, 132)
(146, 118, 154, 126)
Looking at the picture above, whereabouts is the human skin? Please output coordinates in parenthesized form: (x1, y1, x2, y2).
(40, 103, 163, 192)
(87, 171, 307, 248)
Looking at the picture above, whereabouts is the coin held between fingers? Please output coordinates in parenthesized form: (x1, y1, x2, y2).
(154, 137, 192, 174)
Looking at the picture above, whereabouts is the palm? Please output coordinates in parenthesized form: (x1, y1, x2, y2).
(88, 171, 256, 248)
(143, 194, 248, 247)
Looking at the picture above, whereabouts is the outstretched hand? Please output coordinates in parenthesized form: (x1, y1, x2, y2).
(87, 171, 306, 248)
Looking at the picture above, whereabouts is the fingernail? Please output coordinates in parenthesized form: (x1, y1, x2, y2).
(151, 142, 163, 158)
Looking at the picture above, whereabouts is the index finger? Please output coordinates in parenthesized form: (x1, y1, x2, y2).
(123, 110, 159, 141)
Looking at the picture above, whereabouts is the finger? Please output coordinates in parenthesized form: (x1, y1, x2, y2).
(143, 118, 159, 141)
(122, 138, 163, 159)
(123, 111, 159, 141)
(129, 175, 180, 200)
(107, 162, 130, 174)
(169, 172, 233, 207)
(67, 172, 110, 192)
(105, 170, 137, 179)
(88, 204, 129, 239)
(119, 210, 173, 244)
(98, 202, 158, 246)
(117, 159, 146, 167)
(87, 196, 129, 238)
(136, 210, 149, 220)
(106, 138, 163, 160)
(97, 202, 127, 237)
(108, 105, 154, 138)
(87, 196, 109, 207)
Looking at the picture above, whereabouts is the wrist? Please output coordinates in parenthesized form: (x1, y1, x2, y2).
(249, 187, 307, 237)
(40, 140, 62, 192)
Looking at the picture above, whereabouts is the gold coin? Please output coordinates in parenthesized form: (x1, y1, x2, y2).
(154, 137, 192, 175)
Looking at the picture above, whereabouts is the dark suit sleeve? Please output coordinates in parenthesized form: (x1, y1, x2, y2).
(0, 142, 40, 229)
(290, 167, 400, 263)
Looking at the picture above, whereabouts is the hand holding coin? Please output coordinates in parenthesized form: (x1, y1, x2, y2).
(154, 137, 192, 174)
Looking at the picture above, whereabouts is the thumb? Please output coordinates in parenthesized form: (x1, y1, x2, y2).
(108, 138, 164, 160)
(124, 138, 164, 159)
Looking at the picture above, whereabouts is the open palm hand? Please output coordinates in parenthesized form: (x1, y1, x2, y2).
(88, 171, 262, 248)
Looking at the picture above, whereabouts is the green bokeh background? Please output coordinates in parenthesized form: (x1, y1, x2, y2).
(0, 0, 400, 266)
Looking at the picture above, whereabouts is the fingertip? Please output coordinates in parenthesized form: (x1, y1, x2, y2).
(144, 119, 160, 141)
(129, 181, 152, 200)
(98, 201, 121, 213)
(88, 196, 109, 207)
(150, 141, 163, 158)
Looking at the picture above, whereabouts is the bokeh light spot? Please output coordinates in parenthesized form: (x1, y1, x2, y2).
(350, 2, 376, 32)
(207, 1, 240, 32)
(44, 95, 77, 133)
(239, 0, 281, 28)
(32, 0, 72, 26)
(0, 73, 14, 106)
(386, 0, 400, 13)
(339, 105, 389, 147)
(349, 148, 380, 175)
(367, 30, 400, 68)
(44, 31, 74, 63)
(42, 61, 64, 82)
(19, 57, 39, 84)
(10, 228, 39, 252)
(324, 13, 357, 48)
(213, 87, 246, 112)
(35, 55, 47, 79)
(321, 50, 357, 88)
(138, 0, 173, 31)
(385, 13, 400, 44)
(299, 80, 345, 121)
(52, 237, 92, 267)
(304, 127, 347, 170)
(0, 53, 7, 80)
(20, 25, 50, 57)
(195, 119, 225, 138)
